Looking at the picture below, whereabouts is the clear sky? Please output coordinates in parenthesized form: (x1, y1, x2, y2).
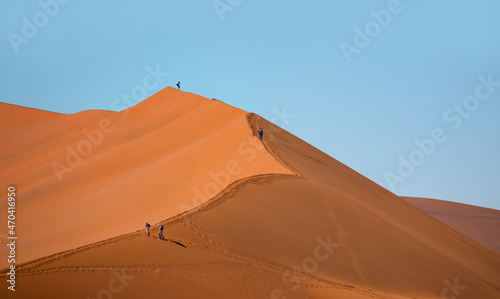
(1, 1, 499, 209)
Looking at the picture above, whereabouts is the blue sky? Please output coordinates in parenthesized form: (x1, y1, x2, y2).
(2, 1, 499, 209)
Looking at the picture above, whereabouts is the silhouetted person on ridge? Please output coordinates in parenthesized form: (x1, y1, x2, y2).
(176, 81, 181, 90)
(258, 126, 264, 141)
(145, 221, 151, 236)
(158, 223, 165, 240)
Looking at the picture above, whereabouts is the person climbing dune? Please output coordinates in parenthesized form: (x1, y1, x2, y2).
(158, 223, 165, 240)
(258, 126, 264, 141)
(145, 221, 151, 236)
(176, 81, 181, 90)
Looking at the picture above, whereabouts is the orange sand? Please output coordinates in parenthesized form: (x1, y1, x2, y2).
(0, 88, 499, 298)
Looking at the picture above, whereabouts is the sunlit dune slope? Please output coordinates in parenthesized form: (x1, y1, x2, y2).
(404, 197, 500, 253)
(0, 87, 292, 268)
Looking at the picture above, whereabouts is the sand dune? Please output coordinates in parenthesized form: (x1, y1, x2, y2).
(1, 88, 499, 298)
(404, 197, 500, 253)
(0, 87, 292, 269)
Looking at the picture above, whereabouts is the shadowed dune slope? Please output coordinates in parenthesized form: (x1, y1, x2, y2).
(184, 115, 500, 298)
(1, 90, 499, 299)
(404, 197, 500, 253)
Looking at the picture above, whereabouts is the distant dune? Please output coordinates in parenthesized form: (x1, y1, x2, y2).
(1, 87, 499, 298)
(404, 197, 500, 253)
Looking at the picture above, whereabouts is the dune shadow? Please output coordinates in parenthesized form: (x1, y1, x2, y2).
(165, 239, 187, 248)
